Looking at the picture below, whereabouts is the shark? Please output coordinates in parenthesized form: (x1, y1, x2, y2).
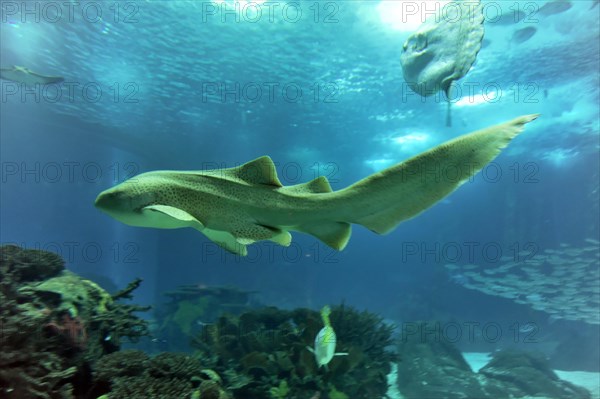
(0, 65, 64, 85)
(95, 114, 539, 256)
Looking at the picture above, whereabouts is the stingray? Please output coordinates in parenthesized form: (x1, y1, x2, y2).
(400, 0, 485, 127)
(511, 27, 538, 44)
(539, 0, 572, 16)
(494, 10, 526, 25)
(0, 65, 64, 85)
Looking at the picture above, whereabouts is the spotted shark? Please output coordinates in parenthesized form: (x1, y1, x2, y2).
(95, 115, 539, 255)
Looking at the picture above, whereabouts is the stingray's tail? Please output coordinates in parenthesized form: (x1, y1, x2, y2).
(339, 114, 540, 235)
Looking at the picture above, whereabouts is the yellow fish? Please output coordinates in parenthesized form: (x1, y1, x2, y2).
(306, 306, 348, 369)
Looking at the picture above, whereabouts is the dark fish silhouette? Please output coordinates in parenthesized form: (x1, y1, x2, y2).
(511, 26, 538, 44)
(0, 65, 64, 85)
(493, 10, 526, 25)
(539, 0, 572, 16)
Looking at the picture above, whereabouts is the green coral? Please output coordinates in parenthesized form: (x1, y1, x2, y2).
(0, 244, 64, 282)
(85, 279, 113, 313)
(173, 297, 211, 335)
(94, 351, 230, 398)
(269, 380, 289, 398)
(0, 245, 151, 398)
(26, 271, 88, 317)
(192, 305, 395, 399)
(328, 385, 349, 399)
(156, 285, 258, 352)
(89, 283, 151, 353)
(19, 270, 114, 320)
(0, 248, 96, 396)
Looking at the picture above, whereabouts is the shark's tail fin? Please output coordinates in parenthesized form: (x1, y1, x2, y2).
(342, 114, 539, 235)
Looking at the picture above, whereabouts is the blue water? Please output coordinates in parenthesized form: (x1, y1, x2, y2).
(1, 0, 599, 372)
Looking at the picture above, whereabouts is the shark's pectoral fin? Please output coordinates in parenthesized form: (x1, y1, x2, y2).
(297, 221, 352, 251)
(201, 228, 248, 256)
(141, 205, 205, 229)
(232, 223, 292, 247)
(258, 224, 292, 247)
(269, 228, 292, 246)
(201, 222, 292, 256)
(143, 205, 248, 255)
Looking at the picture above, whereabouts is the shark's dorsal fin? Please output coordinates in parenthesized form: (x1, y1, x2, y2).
(281, 176, 333, 195)
(224, 156, 282, 187)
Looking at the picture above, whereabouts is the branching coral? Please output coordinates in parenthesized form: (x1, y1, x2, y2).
(269, 380, 289, 398)
(0, 245, 151, 398)
(88, 288, 151, 357)
(92, 350, 230, 398)
(192, 305, 395, 399)
(155, 284, 258, 352)
(44, 314, 88, 349)
(1, 245, 78, 398)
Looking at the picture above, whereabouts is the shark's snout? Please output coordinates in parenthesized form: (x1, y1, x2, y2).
(94, 190, 112, 211)
(94, 193, 104, 209)
(94, 184, 154, 220)
(94, 189, 128, 214)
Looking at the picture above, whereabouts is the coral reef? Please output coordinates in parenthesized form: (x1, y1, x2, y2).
(11, 243, 590, 399)
(89, 277, 151, 358)
(192, 304, 395, 399)
(1, 245, 82, 398)
(90, 350, 230, 399)
(155, 284, 259, 351)
(0, 245, 150, 398)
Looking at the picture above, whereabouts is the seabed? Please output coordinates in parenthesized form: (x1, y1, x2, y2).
(385, 353, 600, 399)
